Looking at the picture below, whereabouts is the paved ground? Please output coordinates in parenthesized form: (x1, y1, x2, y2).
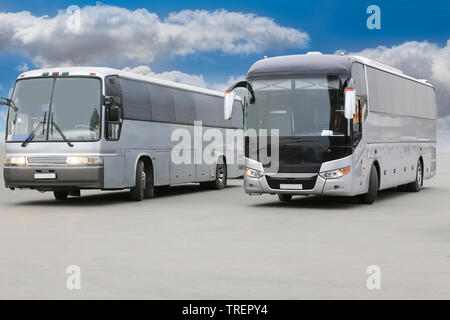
(0, 154, 449, 299)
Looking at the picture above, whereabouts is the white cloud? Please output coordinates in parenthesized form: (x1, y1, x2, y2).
(0, 84, 3, 90)
(344, 40, 450, 151)
(0, 4, 309, 67)
(123, 66, 208, 88)
(15, 62, 29, 72)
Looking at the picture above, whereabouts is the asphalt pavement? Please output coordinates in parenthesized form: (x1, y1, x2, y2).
(0, 153, 449, 299)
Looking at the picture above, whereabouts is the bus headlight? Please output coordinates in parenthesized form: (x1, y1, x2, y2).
(66, 156, 103, 166)
(319, 166, 350, 179)
(244, 167, 264, 178)
(5, 156, 27, 166)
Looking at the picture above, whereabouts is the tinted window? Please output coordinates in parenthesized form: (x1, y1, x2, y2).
(173, 89, 195, 124)
(193, 93, 216, 126)
(105, 76, 121, 97)
(120, 78, 151, 121)
(367, 66, 436, 119)
(231, 101, 243, 128)
(148, 84, 175, 123)
(351, 63, 367, 104)
(211, 95, 227, 127)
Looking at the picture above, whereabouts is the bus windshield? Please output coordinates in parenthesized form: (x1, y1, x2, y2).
(7, 77, 101, 142)
(244, 76, 348, 137)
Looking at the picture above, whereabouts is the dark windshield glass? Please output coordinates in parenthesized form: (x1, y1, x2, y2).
(7, 77, 101, 142)
(245, 76, 348, 137)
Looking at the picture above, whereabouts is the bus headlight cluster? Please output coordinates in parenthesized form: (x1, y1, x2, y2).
(66, 156, 103, 166)
(319, 166, 350, 179)
(244, 167, 264, 178)
(4, 156, 27, 166)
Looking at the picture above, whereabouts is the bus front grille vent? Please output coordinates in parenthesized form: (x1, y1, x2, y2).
(27, 157, 67, 166)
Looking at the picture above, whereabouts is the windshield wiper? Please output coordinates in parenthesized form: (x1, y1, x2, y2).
(21, 112, 47, 148)
(0, 97, 18, 112)
(50, 113, 73, 147)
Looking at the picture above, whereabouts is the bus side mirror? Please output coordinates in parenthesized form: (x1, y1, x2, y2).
(344, 79, 356, 120)
(224, 90, 236, 120)
(107, 105, 121, 122)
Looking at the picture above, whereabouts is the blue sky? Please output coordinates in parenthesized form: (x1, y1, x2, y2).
(0, 0, 449, 139)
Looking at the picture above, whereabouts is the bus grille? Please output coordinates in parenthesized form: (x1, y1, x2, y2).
(27, 157, 67, 166)
(265, 175, 318, 190)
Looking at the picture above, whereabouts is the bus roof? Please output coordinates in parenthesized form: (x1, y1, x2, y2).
(246, 54, 433, 87)
(16, 67, 241, 100)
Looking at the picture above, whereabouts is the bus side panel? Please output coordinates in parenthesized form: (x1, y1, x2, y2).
(120, 120, 173, 187)
(103, 155, 125, 189)
(365, 112, 436, 190)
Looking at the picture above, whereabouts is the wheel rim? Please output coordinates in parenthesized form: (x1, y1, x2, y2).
(142, 170, 146, 188)
(417, 163, 422, 186)
(217, 165, 225, 183)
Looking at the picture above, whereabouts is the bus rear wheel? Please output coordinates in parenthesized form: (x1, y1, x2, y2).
(211, 163, 227, 189)
(201, 162, 227, 190)
(359, 164, 379, 204)
(53, 190, 69, 200)
(407, 160, 423, 192)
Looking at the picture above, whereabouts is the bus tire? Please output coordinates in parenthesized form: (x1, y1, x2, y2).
(53, 190, 69, 200)
(407, 160, 423, 192)
(278, 194, 292, 202)
(359, 164, 378, 204)
(143, 166, 155, 199)
(130, 160, 145, 201)
(209, 163, 227, 190)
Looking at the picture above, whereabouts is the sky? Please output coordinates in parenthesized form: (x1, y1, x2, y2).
(0, 0, 449, 148)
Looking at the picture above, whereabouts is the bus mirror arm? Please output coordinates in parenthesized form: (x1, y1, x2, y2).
(0, 97, 18, 112)
(103, 95, 122, 106)
(224, 80, 255, 120)
(344, 79, 356, 120)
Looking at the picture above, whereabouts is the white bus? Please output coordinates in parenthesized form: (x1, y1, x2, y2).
(224, 53, 436, 204)
(1, 67, 243, 200)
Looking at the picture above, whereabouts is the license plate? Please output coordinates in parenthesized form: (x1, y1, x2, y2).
(34, 173, 56, 180)
(280, 184, 303, 190)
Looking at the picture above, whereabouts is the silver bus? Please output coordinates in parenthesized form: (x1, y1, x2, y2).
(1, 67, 243, 200)
(224, 53, 436, 204)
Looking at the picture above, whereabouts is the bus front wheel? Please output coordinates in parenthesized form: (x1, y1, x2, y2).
(359, 164, 379, 204)
(130, 160, 146, 201)
(53, 190, 69, 200)
(278, 194, 292, 202)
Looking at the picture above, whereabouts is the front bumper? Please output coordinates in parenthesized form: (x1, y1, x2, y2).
(4, 166, 104, 190)
(244, 157, 355, 196)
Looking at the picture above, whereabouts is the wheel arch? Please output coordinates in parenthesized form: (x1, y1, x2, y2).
(133, 154, 155, 186)
(215, 153, 227, 166)
(371, 160, 381, 190)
